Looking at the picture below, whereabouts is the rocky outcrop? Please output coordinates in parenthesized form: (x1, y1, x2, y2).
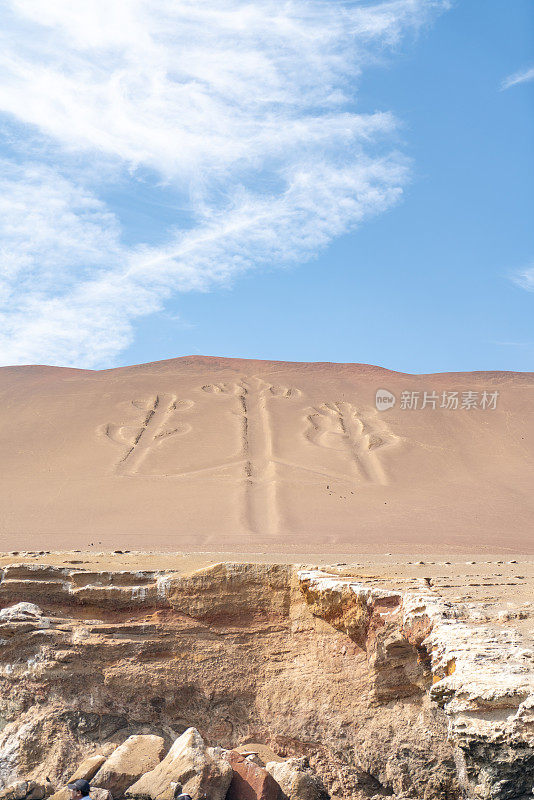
(0, 781, 54, 800)
(126, 728, 232, 800)
(47, 748, 119, 800)
(88, 790, 112, 800)
(225, 751, 282, 800)
(265, 758, 329, 800)
(299, 570, 534, 799)
(0, 562, 531, 800)
(1, 732, 285, 800)
(92, 736, 167, 798)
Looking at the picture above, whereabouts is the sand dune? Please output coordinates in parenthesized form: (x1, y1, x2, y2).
(0, 355, 532, 553)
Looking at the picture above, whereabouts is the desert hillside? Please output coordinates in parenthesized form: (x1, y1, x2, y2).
(0, 356, 532, 553)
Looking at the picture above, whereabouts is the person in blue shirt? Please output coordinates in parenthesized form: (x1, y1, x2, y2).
(67, 780, 91, 800)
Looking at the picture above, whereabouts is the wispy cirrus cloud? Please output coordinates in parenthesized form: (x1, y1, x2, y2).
(500, 65, 534, 90)
(512, 264, 534, 292)
(0, 0, 450, 368)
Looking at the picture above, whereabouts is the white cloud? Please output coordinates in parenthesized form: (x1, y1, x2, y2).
(512, 265, 534, 292)
(0, 0, 449, 368)
(493, 341, 533, 348)
(0, 150, 408, 366)
(0, 162, 122, 298)
(500, 65, 534, 91)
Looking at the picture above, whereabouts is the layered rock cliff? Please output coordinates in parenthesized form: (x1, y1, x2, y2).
(0, 561, 532, 800)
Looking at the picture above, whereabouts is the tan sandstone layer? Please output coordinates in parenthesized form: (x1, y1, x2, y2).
(0, 557, 532, 800)
(0, 356, 533, 553)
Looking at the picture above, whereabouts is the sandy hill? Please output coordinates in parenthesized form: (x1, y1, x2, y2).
(0, 356, 532, 554)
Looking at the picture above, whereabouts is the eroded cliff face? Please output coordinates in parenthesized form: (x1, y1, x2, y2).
(0, 562, 531, 800)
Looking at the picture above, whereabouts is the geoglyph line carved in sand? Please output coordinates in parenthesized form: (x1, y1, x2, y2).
(200, 377, 301, 536)
(100, 394, 193, 476)
(100, 379, 397, 532)
(99, 378, 300, 535)
(304, 401, 396, 485)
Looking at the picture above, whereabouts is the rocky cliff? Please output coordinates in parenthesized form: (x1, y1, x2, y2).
(0, 561, 532, 800)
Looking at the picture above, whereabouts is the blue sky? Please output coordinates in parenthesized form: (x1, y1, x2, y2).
(0, 0, 532, 372)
